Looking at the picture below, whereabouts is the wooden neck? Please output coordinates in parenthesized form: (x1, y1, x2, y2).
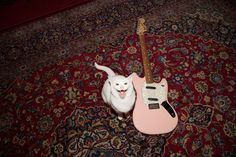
(139, 34, 154, 84)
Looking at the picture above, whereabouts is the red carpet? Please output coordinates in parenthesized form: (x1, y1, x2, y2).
(1, 32, 235, 156)
(0, 0, 235, 156)
(0, 0, 92, 32)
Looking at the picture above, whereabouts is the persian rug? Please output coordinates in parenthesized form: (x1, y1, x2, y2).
(0, 0, 236, 156)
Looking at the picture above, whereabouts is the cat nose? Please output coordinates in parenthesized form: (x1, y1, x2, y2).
(120, 86, 124, 90)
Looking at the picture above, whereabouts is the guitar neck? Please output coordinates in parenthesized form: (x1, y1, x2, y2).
(139, 34, 154, 84)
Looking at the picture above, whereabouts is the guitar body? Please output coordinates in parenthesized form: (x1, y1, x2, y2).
(132, 73, 178, 134)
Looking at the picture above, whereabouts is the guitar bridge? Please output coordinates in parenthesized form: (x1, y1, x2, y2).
(148, 103, 160, 109)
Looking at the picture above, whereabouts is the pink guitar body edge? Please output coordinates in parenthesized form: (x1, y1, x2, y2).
(132, 73, 178, 135)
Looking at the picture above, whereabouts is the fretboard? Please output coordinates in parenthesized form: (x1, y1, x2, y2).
(139, 34, 154, 84)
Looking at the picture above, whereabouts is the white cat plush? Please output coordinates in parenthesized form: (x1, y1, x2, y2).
(94, 62, 136, 120)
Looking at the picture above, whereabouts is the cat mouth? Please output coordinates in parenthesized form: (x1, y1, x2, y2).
(117, 89, 127, 98)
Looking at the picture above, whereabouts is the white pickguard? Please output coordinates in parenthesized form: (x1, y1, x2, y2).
(142, 78, 168, 108)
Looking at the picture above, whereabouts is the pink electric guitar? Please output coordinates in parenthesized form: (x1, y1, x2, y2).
(132, 18, 178, 135)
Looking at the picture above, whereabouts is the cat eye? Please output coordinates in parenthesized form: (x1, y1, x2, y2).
(116, 83, 119, 86)
(124, 82, 127, 85)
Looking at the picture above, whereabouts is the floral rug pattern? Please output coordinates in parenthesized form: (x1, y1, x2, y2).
(1, 32, 235, 156)
(0, 0, 236, 93)
(0, 0, 236, 156)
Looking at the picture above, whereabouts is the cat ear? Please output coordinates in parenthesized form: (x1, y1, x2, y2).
(128, 73, 135, 81)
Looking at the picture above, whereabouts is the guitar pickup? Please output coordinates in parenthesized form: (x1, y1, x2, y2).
(146, 86, 156, 89)
(148, 98, 158, 101)
(148, 103, 159, 109)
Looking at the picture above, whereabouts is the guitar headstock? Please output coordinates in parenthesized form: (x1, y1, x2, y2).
(137, 17, 147, 35)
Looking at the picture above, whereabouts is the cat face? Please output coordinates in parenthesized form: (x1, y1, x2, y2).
(109, 74, 134, 99)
